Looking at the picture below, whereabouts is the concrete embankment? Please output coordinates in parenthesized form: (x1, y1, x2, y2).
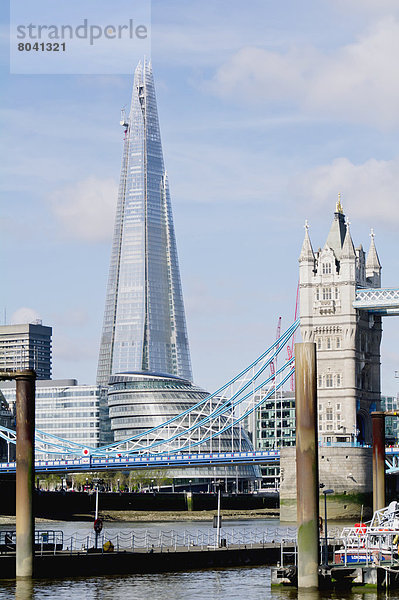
(0, 543, 292, 579)
(0, 481, 279, 519)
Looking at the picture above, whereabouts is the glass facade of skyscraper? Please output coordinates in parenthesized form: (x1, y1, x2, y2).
(97, 60, 192, 386)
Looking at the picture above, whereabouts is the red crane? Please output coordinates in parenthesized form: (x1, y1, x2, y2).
(270, 316, 282, 380)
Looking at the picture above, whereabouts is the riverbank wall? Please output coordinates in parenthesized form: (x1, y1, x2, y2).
(0, 483, 278, 518)
(279, 446, 373, 521)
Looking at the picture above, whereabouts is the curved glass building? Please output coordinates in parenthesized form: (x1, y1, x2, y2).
(108, 372, 258, 485)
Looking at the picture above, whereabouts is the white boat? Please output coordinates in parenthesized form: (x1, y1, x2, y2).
(335, 501, 399, 565)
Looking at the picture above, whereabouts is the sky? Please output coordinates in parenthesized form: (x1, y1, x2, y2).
(1, 0, 399, 395)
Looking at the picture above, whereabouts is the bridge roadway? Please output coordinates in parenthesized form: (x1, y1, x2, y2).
(353, 288, 399, 316)
(0, 449, 281, 474)
(1, 446, 399, 475)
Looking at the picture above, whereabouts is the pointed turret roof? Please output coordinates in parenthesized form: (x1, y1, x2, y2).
(325, 196, 346, 257)
(366, 229, 381, 270)
(341, 221, 356, 259)
(299, 221, 315, 262)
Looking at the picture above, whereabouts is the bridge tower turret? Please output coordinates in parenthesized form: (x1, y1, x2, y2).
(366, 230, 382, 287)
(298, 200, 382, 445)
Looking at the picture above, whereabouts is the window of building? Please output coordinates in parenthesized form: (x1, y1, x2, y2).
(317, 338, 322, 350)
(336, 403, 341, 411)
(322, 263, 332, 274)
(335, 288, 339, 299)
(326, 337, 331, 349)
(336, 337, 341, 349)
(316, 288, 320, 300)
(326, 374, 333, 388)
(336, 374, 341, 387)
(323, 288, 332, 300)
(326, 408, 333, 420)
(318, 375, 323, 388)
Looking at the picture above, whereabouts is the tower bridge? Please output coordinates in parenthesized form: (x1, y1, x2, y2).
(1, 202, 399, 492)
(353, 288, 399, 316)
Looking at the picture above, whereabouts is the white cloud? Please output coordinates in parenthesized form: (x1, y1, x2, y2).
(51, 308, 90, 328)
(208, 17, 399, 128)
(54, 334, 99, 363)
(50, 176, 117, 242)
(10, 307, 41, 325)
(295, 155, 399, 225)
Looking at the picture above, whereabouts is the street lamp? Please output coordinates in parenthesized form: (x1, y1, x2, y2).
(322, 488, 334, 565)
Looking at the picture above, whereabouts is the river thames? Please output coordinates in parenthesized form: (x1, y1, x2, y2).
(0, 519, 397, 600)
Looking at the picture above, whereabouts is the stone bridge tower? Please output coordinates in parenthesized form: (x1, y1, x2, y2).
(298, 199, 382, 445)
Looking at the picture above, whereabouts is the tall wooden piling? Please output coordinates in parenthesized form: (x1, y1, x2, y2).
(372, 412, 385, 512)
(295, 343, 319, 589)
(15, 370, 36, 578)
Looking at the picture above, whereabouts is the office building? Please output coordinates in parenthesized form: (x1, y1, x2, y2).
(0, 379, 100, 458)
(97, 59, 192, 387)
(108, 371, 257, 487)
(382, 394, 399, 445)
(246, 390, 296, 488)
(0, 391, 14, 461)
(95, 61, 259, 487)
(0, 322, 52, 380)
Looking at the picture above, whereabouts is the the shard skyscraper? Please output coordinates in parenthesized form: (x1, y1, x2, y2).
(97, 60, 192, 387)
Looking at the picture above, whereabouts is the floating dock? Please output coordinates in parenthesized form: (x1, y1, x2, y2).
(0, 542, 295, 579)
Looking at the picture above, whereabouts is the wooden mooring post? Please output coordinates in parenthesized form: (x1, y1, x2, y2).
(295, 343, 319, 589)
(0, 370, 36, 578)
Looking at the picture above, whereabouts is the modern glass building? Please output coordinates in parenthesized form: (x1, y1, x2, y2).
(381, 394, 399, 445)
(108, 372, 258, 488)
(95, 60, 259, 487)
(97, 59, 192, 387)
(0, 379, 100, 459)
(0, 391, 14, 462)
(246, 390, 296, 489)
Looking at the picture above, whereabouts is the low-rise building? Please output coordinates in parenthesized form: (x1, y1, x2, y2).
(0, 379, 100, 458)
(382, 393, 399, 445)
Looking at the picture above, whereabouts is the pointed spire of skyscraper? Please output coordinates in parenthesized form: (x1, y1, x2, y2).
(97, 59, 192, 386)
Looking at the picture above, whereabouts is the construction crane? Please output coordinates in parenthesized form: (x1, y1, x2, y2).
(270, 316, 282, 380)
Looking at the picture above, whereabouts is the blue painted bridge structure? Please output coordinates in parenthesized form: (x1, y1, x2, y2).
(0, 450, 281, 474)
(2, 445, 399, 475)
(1, 287, 399, 475)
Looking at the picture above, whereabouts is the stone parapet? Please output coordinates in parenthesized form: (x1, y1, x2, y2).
(280, 446, 372, 521)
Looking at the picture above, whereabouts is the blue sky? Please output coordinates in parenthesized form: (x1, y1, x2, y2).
(1, 0, 399, 394)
